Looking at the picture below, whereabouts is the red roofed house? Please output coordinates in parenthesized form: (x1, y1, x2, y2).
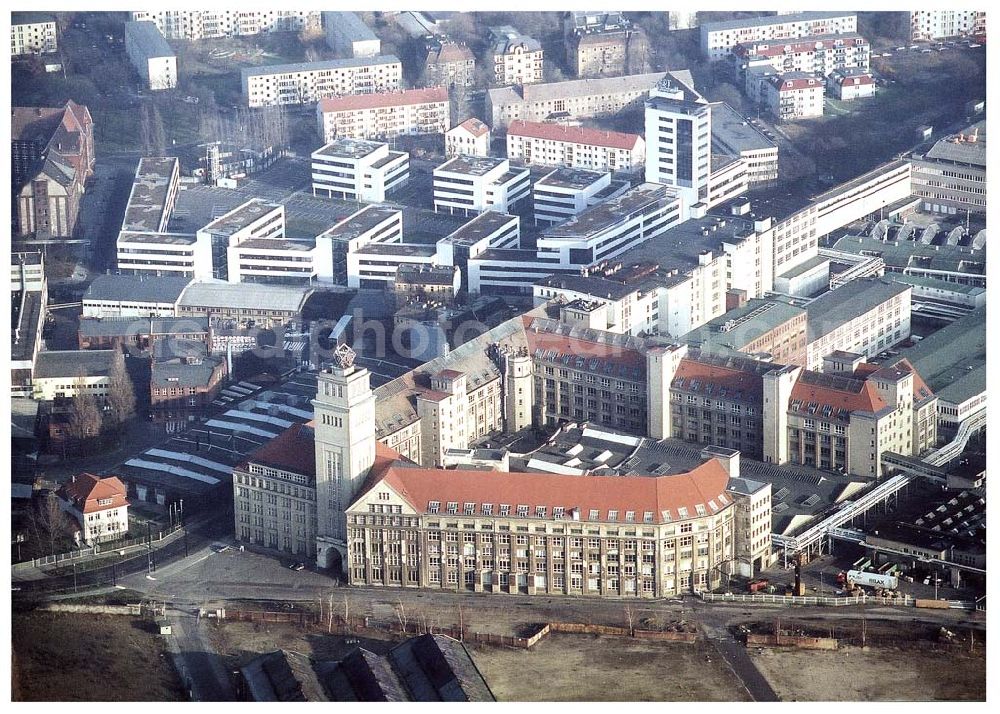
(826, 68, 876, 101)
(233, 422, 320, 560)
(761, 71, 824, 120)
(346, 446, 745, 597)
(445, 118, 491, 158)
(57, 473, 129, 545)
(506, 120, 645, 172)
(316, 87, 450, 142)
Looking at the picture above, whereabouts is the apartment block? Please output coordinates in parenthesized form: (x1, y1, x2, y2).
(909, 10, 986, 41)
(424, 42, 476, 89)
(234, 423, 318, 559)
(762, 72, 825, 121)
(129, 10, 321, 40)
(125, 21, 177, 91)
(433, 156, 530, 216)
(446, 118, 491, 158)
(827, 68, 876, 101)
(731, 32, 870, 80)
(487, 72, 667, 129)
(700, 11, 858, 61)
(312, 139, 410, 204)
(491, 26, 543, 86)
(565, 11, 648, 78)
(11, 12, 57, 55)
(506, 121, 645, 173)
(323, 11, 380, 57)
(317, 87, 450, 142)
(242, 56, 403, 108)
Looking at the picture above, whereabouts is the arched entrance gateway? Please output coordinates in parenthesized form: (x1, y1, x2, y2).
(316, 540, 346, 574)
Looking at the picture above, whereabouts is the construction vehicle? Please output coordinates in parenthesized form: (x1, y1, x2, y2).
(748, 578, 770, 593)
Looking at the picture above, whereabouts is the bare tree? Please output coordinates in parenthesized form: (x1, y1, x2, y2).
(28, 491, 76, 555)
(105, 352, 136, 440)
(67, 372, 103, 451)
(394, 598, 408, 633)
(624, 604, 636, 636)
(343, 593, 350, 633)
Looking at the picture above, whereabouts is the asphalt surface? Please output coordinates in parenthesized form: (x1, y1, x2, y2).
(700, 611, 778, 702)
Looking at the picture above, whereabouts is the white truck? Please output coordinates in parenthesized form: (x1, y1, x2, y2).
(847, 569, 898, 590)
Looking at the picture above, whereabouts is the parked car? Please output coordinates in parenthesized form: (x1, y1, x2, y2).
(289, 561, 306, 571)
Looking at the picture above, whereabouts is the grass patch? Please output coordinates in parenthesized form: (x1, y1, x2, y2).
(12, 611, 186, 701)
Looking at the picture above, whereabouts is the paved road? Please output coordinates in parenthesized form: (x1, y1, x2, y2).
(700, 612, 779, 702)
(164, 603, 235, 701)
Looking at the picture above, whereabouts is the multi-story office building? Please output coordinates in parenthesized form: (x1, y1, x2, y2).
(345, 450, 743, 597)
(700, 11, 858, 61)
(323, 11, 380, 57)
(233, 423, 319, 560)
(12, 101, 95, 238)
(682, 298, 808, 366)
(827, 68, 876, 101)
(124, 21, 177, 91)
(433, 156, 530, 216)
(424, 42, 476, 89)
(317, 206, 404, 286)
(731, 32, 870, 81)
(487, 72, 667, 129)
(768, 159, 912, 278)
(644, 74, 749, 215)
(909, 10, 986, 41)
(491, 26, 543, 86)
(708, 102, 778, 189)
(761, 72, 825, 120)
(533, 273, 658, 336)
(242, 56, 403, 108)
(129, 10, 321, 40)
(195, 198, 284, 282)
(32, 350, 121, 401)
(726, 474, 772, 577)
(316, 88, 450, 143)
(532, 169, 627, 227)
(803, 277, 911, 371)
(11, 12, 57, 55)
(445, 118, 491, 158)
(311, 139, 410, 204)
(506, 121, 645, 173)
(909, 121, 986, 216)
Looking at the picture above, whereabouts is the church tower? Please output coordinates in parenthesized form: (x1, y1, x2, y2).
(313, 344, 376, 571)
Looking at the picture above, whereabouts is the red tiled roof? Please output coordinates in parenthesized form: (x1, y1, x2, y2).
(58, 473, 129, 514)
(673, 357, 764, 395)
(790, 377, 887, 416)
(245, 422, 317, 477)
(768, 74, 823, 91)
(507, 120, 641, 151)
(318, 87, 448, 114)
(525, 326, 647, 373)
(454, 118, 490, 138)
(834, 73, 874, 86)
(428, 43, 475, 64)
(735, 34, 867, 59)
(372, 458, 731, 524)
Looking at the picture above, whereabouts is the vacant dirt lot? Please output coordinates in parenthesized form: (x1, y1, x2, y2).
(751, 646, 985, 701)
(470, 633, 750, 702)
(12, 610, 185, 701)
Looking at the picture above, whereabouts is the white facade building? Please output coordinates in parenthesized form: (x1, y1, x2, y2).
(506, 121, 645, 173)
(827, 68, 876, 101)
(125, 21, 178, 91)
(762, 72, 825, 120)
(446, 119, 492, 158)
(11, 12, 58, 56)
(116, 231, 213, 279)
(129, 10, 320, 40)
(57, 474, 130, 546)
(490, 25, 544, 86)
(700, 11, 858, 61)
(433, 156, 530, 216)
(317, 88, 450, 143)
(533, 169, 626, 226)
(909, 10, 985, 41)
(242, 56, 403, 108)
(312, 139, 410, 204)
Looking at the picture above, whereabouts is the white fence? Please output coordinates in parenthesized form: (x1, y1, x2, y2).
(700, 592, 915, 607)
